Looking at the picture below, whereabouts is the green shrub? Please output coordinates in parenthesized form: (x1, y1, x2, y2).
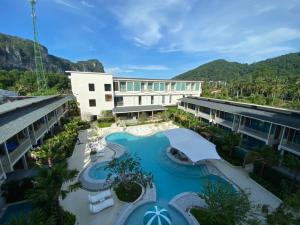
(62, 208, 76, 225)
(2, 178, 33, 203)
(97, 117, 115, 123)
(114, 182, 142, 202)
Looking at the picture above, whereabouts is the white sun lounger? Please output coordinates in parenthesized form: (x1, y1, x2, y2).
(88, 189, 112, 204)
(89, 198, 114, 214)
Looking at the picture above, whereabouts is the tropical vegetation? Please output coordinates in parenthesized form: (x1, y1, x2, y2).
(105, 153, 153, 202)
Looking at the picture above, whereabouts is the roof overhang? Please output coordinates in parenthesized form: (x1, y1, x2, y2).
(112, 105, 166, 114)
(164, 128, 221, 163)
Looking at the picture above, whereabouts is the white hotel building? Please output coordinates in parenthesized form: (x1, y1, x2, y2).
(68, 72, 202, 120)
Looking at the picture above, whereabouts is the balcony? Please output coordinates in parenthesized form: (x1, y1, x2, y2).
(238, 126, 268, 141)
(280, 140, 300, 155)
(186, 108, 196, 114)
(34, 124, 47, 140)
(48, 116, 57, 127)
(215, 117, 233, 129)
(178, 105, 185, 110)
(196, 111, 210, 120)
(9, 138, 32, 164)
(57, 109, 64, 118)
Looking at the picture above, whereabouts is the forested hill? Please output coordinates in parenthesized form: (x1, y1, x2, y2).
(0, 33, 104, 73)
(173, 53, 300, 81)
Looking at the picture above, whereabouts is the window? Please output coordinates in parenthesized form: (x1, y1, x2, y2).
(162, 95, 165, 104)
(113, 82, 119, 91)
(127, 81, 133, 91)
(159, 83, 165, 91)
(195, 83, 200, 90)
(139, 96, 142, 105)
(104, 84, 111, 91)
(120, 82, 126, 92)
(141, 82, 145, 91)
(89, 99, 96, 107)
(134, 82, 141, 91)
(171, 83, 175, 91)
(148, 82, 153, 91)
(88, 83, 95, 91)
(105, 94, 112, 102)
(151, 96, 154, 104)
(114, 96, 123, 106)
(153, 83, 159, 91)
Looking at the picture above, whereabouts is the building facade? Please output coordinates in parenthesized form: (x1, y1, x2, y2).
(68, 72, 202, 120)
(0, 95, 72, 184)
(178, 97, 300, 158)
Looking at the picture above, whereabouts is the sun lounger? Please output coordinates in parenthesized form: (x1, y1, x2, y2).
(89, 198, 114, 213)
(88, 189, 112, 204)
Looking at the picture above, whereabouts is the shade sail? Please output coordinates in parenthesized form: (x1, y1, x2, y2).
(164, 128, 221, 163)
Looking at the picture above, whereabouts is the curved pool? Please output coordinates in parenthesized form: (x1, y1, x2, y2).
(88, 162, 110, 180)
(103, 132, 233, 225)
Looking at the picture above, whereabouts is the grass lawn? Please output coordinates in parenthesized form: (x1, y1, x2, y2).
(114, 182, 142, 202)
(97, 122, 113, 128)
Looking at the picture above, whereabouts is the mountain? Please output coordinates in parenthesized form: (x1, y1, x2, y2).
(0, 33, 104, 73)
(173, 53, 300, 81)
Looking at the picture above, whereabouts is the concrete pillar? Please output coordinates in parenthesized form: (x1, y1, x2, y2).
(31, 124, 37, 145)
(22, 155, 28, 170)
(3, 142, 13, 172)
(266, 123, 273, 145)
(45, 115, 49, 130)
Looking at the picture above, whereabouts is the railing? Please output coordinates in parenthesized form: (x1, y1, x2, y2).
(0, 155, 11, 173)
(280, 140, 300, 154)
(196, 111, 210, 120)
(48, 117, 57, 127)
(9, 138, 31, 164)
(238, 126, 269, 140)
(215, 117, 233, 128)
(57, 109, 64, 118)
(178, 105, 185, 110)
(34, 124, 47, 140)
(186, 108, 196, 114)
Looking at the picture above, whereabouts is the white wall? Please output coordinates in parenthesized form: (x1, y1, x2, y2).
(70, 72, 114, 120)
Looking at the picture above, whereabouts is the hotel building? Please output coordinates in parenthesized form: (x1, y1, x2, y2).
(68, 72, 202, 120)
(0, 95, 72, 184)
(178, 97, 300, 158)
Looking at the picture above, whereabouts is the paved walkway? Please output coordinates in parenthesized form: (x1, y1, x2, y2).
(209, 159, 282, 210)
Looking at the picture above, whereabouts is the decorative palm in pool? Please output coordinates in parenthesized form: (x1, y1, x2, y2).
(144, 205, 172, 225)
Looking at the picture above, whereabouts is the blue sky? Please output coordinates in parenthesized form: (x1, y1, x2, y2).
(1, 0, 300, 78)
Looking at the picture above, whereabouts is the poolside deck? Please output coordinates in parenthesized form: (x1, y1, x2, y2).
(60, 122, 282, 225)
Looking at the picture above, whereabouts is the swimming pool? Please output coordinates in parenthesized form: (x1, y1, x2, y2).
(0, 201, 32, 225)
(88, 162, 110, 180)
(103, 132, 232, 225)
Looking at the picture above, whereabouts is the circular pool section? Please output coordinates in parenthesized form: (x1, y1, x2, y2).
(88, 162, 110, 180)
(124, 202, 189, 225)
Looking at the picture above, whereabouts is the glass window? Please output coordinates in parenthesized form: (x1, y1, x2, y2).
(104, 84, 111, 91)
(195, 83, 200, 90)
(134, 82, 141, 91)
(175, 82, 181, 91)
(88, 83, 95, 91)
(127, 81, 133, 91)
(120, 82, 126, 92)
(148, 82, 153, 91)
(153, 83, 159, 91)
(114, 96, 123, 106)
(105, 94, 112, 102)
(171, 83, 175, 91)
(113, 82, 119, 91)
(141, 82, 145, 91)
(89, 99, 96, 107)
(159, 83, 165, 91)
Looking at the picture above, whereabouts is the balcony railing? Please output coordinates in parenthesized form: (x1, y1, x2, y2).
(196, 111, 210, 120)
(238, 126, 269, 140)
(186, 108, 196, 114)
(34, 124, 47, 140)
(9, 138, 31, 164)
(215, 117, 233, 128)
(280, 140, 300, 154)
(48, 117, 57, 127)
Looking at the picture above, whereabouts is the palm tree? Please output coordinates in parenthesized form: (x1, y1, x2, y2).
(27, 162, 80, 225)
(221, 133, 241, 157)
(9, 209, 55, 225)
(248, 145, 278, 177)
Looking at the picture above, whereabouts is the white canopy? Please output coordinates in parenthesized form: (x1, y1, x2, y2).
(164, 128, 221, 163)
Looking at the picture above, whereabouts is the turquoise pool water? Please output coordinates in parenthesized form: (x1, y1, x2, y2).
(88, 162, 110, 180)
(0, 201, 32, 225)
(103, 132, 232, 225)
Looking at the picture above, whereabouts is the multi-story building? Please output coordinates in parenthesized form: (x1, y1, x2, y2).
(178, 97, 300, 158)
(0, 95, 72, 184)
(68, 71, 202, 120)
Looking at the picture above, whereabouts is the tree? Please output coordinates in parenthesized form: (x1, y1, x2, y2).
(196, 183, 260, 225)
(27, 162, 80, 225)
(9, 209, 55, 225)
(138, 112, 147, 123)
(284, 154, 300, 191)
(106, 153, 153, 191)
(248, 145, 278, 177)
(221, 133, 241, 156)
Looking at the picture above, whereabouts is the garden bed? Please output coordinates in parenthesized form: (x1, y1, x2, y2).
(114, 182, 143, 202)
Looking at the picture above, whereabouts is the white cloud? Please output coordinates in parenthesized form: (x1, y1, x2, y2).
(106, 67, 133, 75)
(109, 0, 300, 62)
(54, 0, 78, 9)
(127, 65, 169, 71)
(81, 1, 94, 8)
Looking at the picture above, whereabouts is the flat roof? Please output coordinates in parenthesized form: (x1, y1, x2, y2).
(112, 105, 166, 114)
(0, 96, 72, 143)
(180, 97, 300, 130)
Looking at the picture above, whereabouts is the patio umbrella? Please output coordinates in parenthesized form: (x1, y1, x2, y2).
(144, 205, 172, 225)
